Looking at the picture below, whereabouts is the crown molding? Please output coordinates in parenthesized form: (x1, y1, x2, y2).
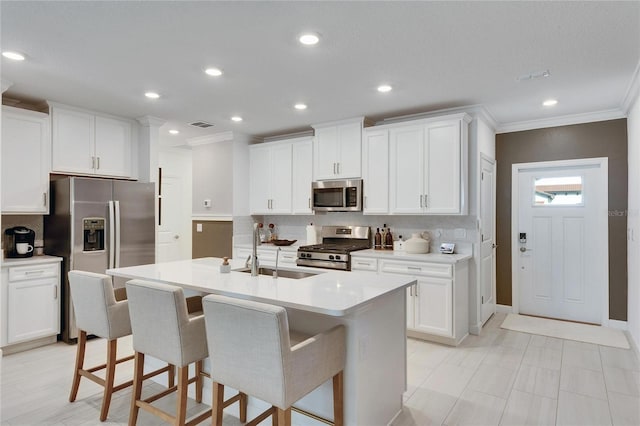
(187, 130, 234, 147)
(622, 59, 640, 113)
(496, 108, 626, 134)
(136, 115, 166, 127)
(262, 129, 314, 143)
(378, 104, 498, 131)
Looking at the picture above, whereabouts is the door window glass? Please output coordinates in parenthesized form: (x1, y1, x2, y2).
(534, 176, 583, 206)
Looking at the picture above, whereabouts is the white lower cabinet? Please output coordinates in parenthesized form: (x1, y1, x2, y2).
(1, 260, 61, 347)
(354, 255, 469, 345)
(234, 246, 298, 266)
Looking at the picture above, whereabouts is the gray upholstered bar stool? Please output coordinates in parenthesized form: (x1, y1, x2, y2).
(125, 279, 212, 426)
(67, 270, 173, 422)
(202, 294, 346, 426)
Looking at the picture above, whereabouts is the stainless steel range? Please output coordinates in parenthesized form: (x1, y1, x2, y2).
(297, 226, 371, 270)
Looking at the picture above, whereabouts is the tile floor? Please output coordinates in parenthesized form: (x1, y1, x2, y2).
(1, 312, 638, 425)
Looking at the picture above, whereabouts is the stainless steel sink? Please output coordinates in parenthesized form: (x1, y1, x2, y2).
(233, 267, 319, 279)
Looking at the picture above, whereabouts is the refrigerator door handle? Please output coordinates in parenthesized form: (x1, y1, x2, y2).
(108, 200, 115, 269)
(114, 200, 121, 268)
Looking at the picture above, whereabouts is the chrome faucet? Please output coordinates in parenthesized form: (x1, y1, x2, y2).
(273, 247, 281, 279)
(246, 222, 260, 276)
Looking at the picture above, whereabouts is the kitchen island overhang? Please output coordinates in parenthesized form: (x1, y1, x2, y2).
(107, 257, 416, 425)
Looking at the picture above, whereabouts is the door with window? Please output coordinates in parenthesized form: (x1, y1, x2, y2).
(514, 159, 608, 324)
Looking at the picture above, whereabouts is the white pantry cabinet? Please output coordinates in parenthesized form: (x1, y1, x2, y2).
(249, 140, 292, 214)
(312, 118, 364, 180)
(1, 106, 50, 214)
(362, 128, 389, 214)
(389, 114, 470, 215)
(291, 137, 314, 214)
(1, 258, 62, 348)
(50, 103, 133, 178)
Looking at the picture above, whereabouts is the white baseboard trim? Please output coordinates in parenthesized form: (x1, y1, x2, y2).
(469, 323, 481, 336)
(496, 304, 513, 314)
(606, 319, 628, 331)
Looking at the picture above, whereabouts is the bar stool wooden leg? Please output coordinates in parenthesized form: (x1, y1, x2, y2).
(333, 371, 344, 426)
(168, 364, 176, 388)
(276, 408, 291, 426)
(100, 339, 118, 421)
(69, 330, 87, 402)
(212, 382, 224, 426)
(176, 366, 189, 426)
(240, 392, 248, 423)
(129, 352, 144, 426)
(195, 360, 203, 403)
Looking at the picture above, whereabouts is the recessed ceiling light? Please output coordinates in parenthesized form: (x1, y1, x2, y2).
(169, 129, 179, 135)
(145, 92, 160, 99)
(205, 68, 223, 77)
(231, 116, 243, 122)
(377, 84, 392, 93)
(543, 99, 558, 107)
(299, 33, 320, 45)
(294, 103, 307, 110)
(2, 51, 25, 61)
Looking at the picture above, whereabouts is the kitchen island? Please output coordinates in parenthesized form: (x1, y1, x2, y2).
(107, 257, 416, 426)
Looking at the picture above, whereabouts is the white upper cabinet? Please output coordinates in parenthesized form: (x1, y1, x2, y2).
(362, 128, 390, 214)
(291, 137, 314, 214)
(249, 140, 293, 215)
(389, 114, 470, 215)
(50, 103, 133, 178)
(1, 106, 50, 214)
(312, 118, 363, 180)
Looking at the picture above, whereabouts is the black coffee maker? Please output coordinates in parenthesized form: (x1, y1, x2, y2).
(5, 226, 36, 258)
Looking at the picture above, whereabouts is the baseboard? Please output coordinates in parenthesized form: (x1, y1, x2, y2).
(1, 335, 57, 355)
(496, 304, 513, 314)
(469, 323, 481, 336)
(606, 319, 628, 331)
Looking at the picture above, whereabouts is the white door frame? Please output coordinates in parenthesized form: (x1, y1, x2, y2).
(511, 157, 609, 325)
(479, 153, 497, 326)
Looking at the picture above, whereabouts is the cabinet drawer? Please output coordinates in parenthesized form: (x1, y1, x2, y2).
(351, 257, 378, 272)
(278, 251, 298, 265)
(380, 260, 452, 278)
(8, 264, 59, 282)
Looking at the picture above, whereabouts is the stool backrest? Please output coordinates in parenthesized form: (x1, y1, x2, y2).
(68, 270, 130, 339)
(126, 279, 195, 366)
(203, 294, 291, 407)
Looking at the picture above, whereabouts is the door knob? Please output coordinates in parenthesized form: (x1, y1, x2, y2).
(519, 246, 532, 252)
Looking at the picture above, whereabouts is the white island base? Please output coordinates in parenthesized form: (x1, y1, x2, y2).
(108, 258, 412, 425)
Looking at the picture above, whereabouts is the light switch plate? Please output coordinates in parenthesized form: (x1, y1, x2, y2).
(196, 223, 203, 232)
(203, 199, 211, 208)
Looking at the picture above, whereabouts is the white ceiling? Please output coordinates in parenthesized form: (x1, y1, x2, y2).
(1, 1, 639, 146)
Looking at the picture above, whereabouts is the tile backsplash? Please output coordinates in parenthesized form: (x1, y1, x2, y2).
(259, 213, 477, 254)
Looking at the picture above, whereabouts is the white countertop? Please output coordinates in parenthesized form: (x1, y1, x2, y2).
(1, 255, 63, 267)
(352, 249, 472, 263)
(107, 257, 415, 316)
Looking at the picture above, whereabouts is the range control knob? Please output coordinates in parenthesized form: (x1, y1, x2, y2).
(335, 255, 341, 260)
(329, 255, 335, 260)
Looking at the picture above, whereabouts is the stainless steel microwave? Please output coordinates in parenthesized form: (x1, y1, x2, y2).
(312, 179, 362, 212)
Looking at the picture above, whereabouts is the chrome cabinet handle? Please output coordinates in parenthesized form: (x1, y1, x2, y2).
(97, 157, 100, 169)
(415, 284, 419, 296)
(92, 156, 96, 169)
(420, 194, 423, 208)
(43, 192, 47, 206)
(333, 163, 337, 174)
(410, 286, 413, 296)
(364, 195, 367, 208)
(337, 162, 340, 174)
(424, 194, 428, 208)
(308, 198, 311, 208)
(54, 285, 58, 300)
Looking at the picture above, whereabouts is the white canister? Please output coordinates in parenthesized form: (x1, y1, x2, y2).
(306, 224, 318, 245)
(404, 233, 430, 254)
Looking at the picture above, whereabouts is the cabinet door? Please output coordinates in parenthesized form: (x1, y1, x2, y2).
(425, 120, 461, 213)
(414, 277, 453, 337)
(7, 277, 59, 344)
(1, 108, 50, 214)
(94, 116, 132, 177)
(336, 121, 362, 178)
(291, 139, 313, 214)
(389, 125, 424, 214)
(249, 145, 272, 214)
(362, 129, 389, 214)
(51, 107, 95, 174)
(269, 143, 292, 214)
(313, 126, 339, 180)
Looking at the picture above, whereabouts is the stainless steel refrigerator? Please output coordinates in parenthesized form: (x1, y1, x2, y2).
(44, 176, 155, 342)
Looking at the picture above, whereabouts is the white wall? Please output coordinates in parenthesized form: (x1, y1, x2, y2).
(627, 92, 640, 349)
(191, 140, 234, 216)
